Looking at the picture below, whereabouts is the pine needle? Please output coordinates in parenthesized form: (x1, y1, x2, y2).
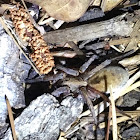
(121, 80, 140, 95)
(5, 95, 17, 140)
(109, 85, 118, 140)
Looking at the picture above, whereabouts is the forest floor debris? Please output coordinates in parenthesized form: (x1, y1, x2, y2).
(0, 0, 140, 140)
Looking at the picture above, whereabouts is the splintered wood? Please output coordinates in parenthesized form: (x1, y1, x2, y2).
(9, 4, 54, 74)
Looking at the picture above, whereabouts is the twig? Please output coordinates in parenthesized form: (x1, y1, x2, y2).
(65, 110, 140, 138)
(79, 55, 98, 73)
(83, 37, 131, 51)
(128, 67, 139, 76)
(56, 64, 79, 76)
(53, 20, 64, 30)
(93, 115, 138, 130)
(44, 13, 133, 45)
(5, 95, 17, 140)
(51, 51, 77, 58)
(110, 45, 122, 52)
(38, 13, 50, 25)
(83, 59, 111, 80)
(0, 16, 40, 75)
(109, 86, 118, 140)
(79, 39, 95, 49)
(111, 50, 134, 61)
(65, 41, 84, 56)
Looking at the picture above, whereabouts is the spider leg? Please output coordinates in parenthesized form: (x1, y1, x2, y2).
(80, 87, 97, 124)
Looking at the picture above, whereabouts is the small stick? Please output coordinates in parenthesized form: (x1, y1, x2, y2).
(83, 59, 111, 80)
(111, 50, 134, 61)
(53, 20, 64, 29)
(65, 110, 140, 138)
(39, 17, 55, 26)
(5, 95, 17, 140)
(79, 39, 95, 49)
(0, 17, 40, 75)
(110, 45, 122, 52)
(38, 13, 49, 25)
(79, 55, 98, 73)
(56, 64, 79, 76)
(109, 86, 118, 140)
(119, 55, 140, 67)
(84, 37, 131, 51)
(128, 67, 139, 76)
(66, 41, 84, 56)
(93, 115, 138, 130)
(51, 51, 77, 58)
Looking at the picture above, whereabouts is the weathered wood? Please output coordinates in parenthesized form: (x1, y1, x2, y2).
(43, 14, 133, 45)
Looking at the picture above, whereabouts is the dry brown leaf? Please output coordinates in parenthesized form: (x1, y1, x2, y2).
(101, 0, 123, 12)
(25, 0, 92, 22)
(5, 95, 17, 140)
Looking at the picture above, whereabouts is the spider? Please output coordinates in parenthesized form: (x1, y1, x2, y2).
(57, 66, 129, 124)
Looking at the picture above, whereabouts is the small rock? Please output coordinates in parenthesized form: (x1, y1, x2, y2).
(2, 94, 84, 140)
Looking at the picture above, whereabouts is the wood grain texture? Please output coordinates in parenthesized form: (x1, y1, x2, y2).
(43, 14, 133, 45)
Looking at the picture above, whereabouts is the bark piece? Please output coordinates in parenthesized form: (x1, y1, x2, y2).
(43, 14, 133, 45)
(2, 94, 84, 140)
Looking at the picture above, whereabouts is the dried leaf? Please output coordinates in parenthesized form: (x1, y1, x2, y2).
(101, 0, 123, 12)
(25, 0, 92, 22)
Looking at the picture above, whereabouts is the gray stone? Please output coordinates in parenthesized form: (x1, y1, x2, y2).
(0, 23, 31, 126)
(2, 94, 84, 140)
